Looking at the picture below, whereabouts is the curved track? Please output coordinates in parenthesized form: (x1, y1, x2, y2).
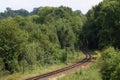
(26, 49, 91, 80)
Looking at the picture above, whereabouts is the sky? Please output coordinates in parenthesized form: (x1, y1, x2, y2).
(0, 0, 103, 14)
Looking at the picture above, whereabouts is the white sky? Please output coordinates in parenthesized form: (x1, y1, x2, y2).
(0, 0, 103, 14)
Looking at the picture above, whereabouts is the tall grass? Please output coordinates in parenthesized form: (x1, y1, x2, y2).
(0, 51, 84, 80)
(59, 51, 102, 80)
(59, 64, 102, 80)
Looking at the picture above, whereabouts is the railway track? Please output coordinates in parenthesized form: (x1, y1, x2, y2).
(26, 49, 91, 80)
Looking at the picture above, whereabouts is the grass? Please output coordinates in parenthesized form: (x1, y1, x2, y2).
(0, 64, 66, 80)
(0, 51, 85, 80)
(59, 65, 102, 80)
(59, 51, 102, 80)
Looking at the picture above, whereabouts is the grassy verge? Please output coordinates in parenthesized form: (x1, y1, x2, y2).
(0, 51, 85, 80)
(59, 51, 102, 80)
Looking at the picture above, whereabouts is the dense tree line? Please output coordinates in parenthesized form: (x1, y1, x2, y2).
(81, 0, 120, 49)
(0, 0, 120, 79)
(80, 0, 120, 79)
(0, 6, 86, 73)
(0, 7, 41, 19)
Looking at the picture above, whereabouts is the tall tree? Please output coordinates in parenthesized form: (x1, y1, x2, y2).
(0, 18, 28, 73)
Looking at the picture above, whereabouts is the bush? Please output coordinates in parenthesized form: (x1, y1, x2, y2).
(101, 47, 120, 80)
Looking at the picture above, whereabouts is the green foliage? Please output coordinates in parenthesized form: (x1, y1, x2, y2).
(0, 6, 85, 74)
(0, 7, 29, 19)
(96, 0, 120, 48)
(101, 47, 120, 80)
(81, 0, 120, 49)
(0, 18, 28, 73)
(59, 65, 102, 80)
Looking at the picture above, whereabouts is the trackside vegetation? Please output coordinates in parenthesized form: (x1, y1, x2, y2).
(0, 6, 86, 79)
(80, 0, 120, 79)
(59, 63, 102, 80)
(0, 0, 120, 80)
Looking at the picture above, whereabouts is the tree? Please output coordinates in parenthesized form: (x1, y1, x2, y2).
(0, 18, 28, 73)
(0, 6, 86, 74)
(101, 47, 120, 80)
(0, 7, 29, 19)
(97, 0, 120, 48)
(81, 0, 120, 49)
